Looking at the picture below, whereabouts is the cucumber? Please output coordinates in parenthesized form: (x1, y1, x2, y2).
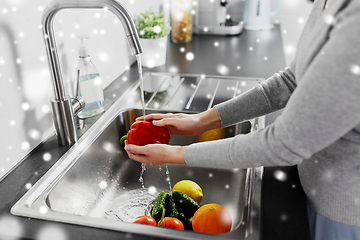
(151, 192, 170, 222)
(169, 202, 192, 230)
(171, 191, 201, 218)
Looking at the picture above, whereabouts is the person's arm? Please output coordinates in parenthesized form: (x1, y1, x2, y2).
(185, 7, 360, 169)
(215, 60, 296, 128)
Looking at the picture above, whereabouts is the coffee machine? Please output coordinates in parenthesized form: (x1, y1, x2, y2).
(193, 0, 243, 35)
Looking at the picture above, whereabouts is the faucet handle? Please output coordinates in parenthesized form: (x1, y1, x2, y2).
(71, 96, 85, 115)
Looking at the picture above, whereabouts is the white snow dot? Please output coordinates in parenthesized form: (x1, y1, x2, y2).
(323, 14, 336, 25)
(16, 58, 22, 64)
(249, 47, 253, 51)
(43, 153, 52, 161)
(0, 216, 23, 237)
(237, 65, 241, 70)
(37, 225, 68, 240)
(100, 29, 106, 35)
(206, 93, 212, 99)
(21, 141, 30, 151)
(153, 25, 161, 33)
(74, 24, 80, 29)
(0, 57, 4, 65)
(283, 29, 287, 34)
(95, 12, 101, 18)
(214, 41, 219, 47)
(264, 56, 268, 61)
(292, 184, 296, 188)
(39, 56, 46, 61)
(285, 45, 295, 55)
(180, 47, 185, 52)
(21, 102, 30, 111)
(280, 214, 288, 221)
(99, 181, 107, 189)
(274, 170, 287, 181)
(203, 27, 209, 32)
(2, 8, 8, 14)
(39, 206, 48, 214)
(41, 105, 50, 114)
(217, 64, 230, 75)
(10, 120, 16, 126)
(169, 66, 178, 73)
(19, 32, 25, 38)
(25, 183, 32, 189)
(185, 52, 194, 61)
(28, 129, 40, 140)
(350, 64, 360, 76)
(256, 38, 260, 43)
(98, 52, 109, 62)
(208, 173, 213, 178)
(38, 6, 44, 12)
(225, 184, 229, 189)
(58, 32, 64, 38)
(148, 186, 157, 195)
(122, 76, 127, 82)
(298, 17, 305, 24)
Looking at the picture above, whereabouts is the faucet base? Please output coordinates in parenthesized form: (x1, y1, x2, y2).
(50, 96, 78, 146)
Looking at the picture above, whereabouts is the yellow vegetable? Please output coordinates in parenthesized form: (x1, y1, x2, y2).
(172, 180, 203, 204)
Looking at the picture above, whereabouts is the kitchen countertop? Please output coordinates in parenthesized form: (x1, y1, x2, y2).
(0, 25, 310, 240)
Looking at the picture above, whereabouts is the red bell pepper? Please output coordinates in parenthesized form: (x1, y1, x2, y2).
(120, 120, 170, 146)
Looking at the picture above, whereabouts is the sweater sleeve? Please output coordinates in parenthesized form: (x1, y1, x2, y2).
(185, 6, 360, 169)
(214, 60, 296, 128)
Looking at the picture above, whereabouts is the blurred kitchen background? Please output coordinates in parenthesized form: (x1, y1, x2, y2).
(0, 0, 313, 179)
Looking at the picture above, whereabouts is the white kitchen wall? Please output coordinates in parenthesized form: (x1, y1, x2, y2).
(0, 0, 165, 180)
(0, 0, 313, 180)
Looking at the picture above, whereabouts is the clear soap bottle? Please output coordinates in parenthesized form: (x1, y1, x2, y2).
(75, 35, 104, 119)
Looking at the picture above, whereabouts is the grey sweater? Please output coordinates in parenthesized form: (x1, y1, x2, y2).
(184, 0, 360, 226)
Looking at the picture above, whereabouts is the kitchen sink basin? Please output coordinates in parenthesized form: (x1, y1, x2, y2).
(11, 73, 264, 240)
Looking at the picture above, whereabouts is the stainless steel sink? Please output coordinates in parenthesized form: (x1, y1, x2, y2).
(11, 73, 264, 240)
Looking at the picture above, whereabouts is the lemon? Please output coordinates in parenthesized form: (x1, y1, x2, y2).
(172, 180, 203, 204)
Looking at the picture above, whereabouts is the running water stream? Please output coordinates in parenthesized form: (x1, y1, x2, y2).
(135, 54, 172, 191)
(106, 55, 172, 222)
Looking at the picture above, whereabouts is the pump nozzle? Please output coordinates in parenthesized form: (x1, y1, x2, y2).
(77, 34, 91, 57)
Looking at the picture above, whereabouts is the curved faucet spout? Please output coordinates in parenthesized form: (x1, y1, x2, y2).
(42, 0, 143, 145)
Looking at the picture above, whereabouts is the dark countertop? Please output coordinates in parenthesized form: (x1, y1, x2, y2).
(0, 25, 310, 240)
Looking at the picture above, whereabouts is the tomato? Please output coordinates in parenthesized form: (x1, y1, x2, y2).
(133, 216, 157, 226)
(159, 217, 184, 230)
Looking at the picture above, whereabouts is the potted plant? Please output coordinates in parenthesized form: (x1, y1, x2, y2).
(135, 10, 170, 68)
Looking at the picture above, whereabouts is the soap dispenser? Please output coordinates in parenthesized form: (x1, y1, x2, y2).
(75, 35, 104, 119)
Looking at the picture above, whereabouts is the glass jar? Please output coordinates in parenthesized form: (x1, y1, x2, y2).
(171, 0, 192, 43)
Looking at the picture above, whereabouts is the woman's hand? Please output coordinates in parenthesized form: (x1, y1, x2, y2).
(124, 140, 186, 166)
(136, 108, 221, 136)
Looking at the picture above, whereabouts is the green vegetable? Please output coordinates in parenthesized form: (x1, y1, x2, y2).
(119, 135, 127, 145)
(171, 191, 201, 218)
(135, 10, 169, 39)
(151, 192, 171, 222)
(169, 201, 193, 230)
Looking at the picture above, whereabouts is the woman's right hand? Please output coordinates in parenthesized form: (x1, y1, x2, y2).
(136, 108, 221, 136)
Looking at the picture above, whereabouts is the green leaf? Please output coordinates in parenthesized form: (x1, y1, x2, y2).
(135, 10, 170, 39)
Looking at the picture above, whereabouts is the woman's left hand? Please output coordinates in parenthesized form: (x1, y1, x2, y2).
(124, 140, 187, 166)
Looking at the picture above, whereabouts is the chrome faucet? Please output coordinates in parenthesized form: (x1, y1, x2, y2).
(42, 0, 143, 146)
